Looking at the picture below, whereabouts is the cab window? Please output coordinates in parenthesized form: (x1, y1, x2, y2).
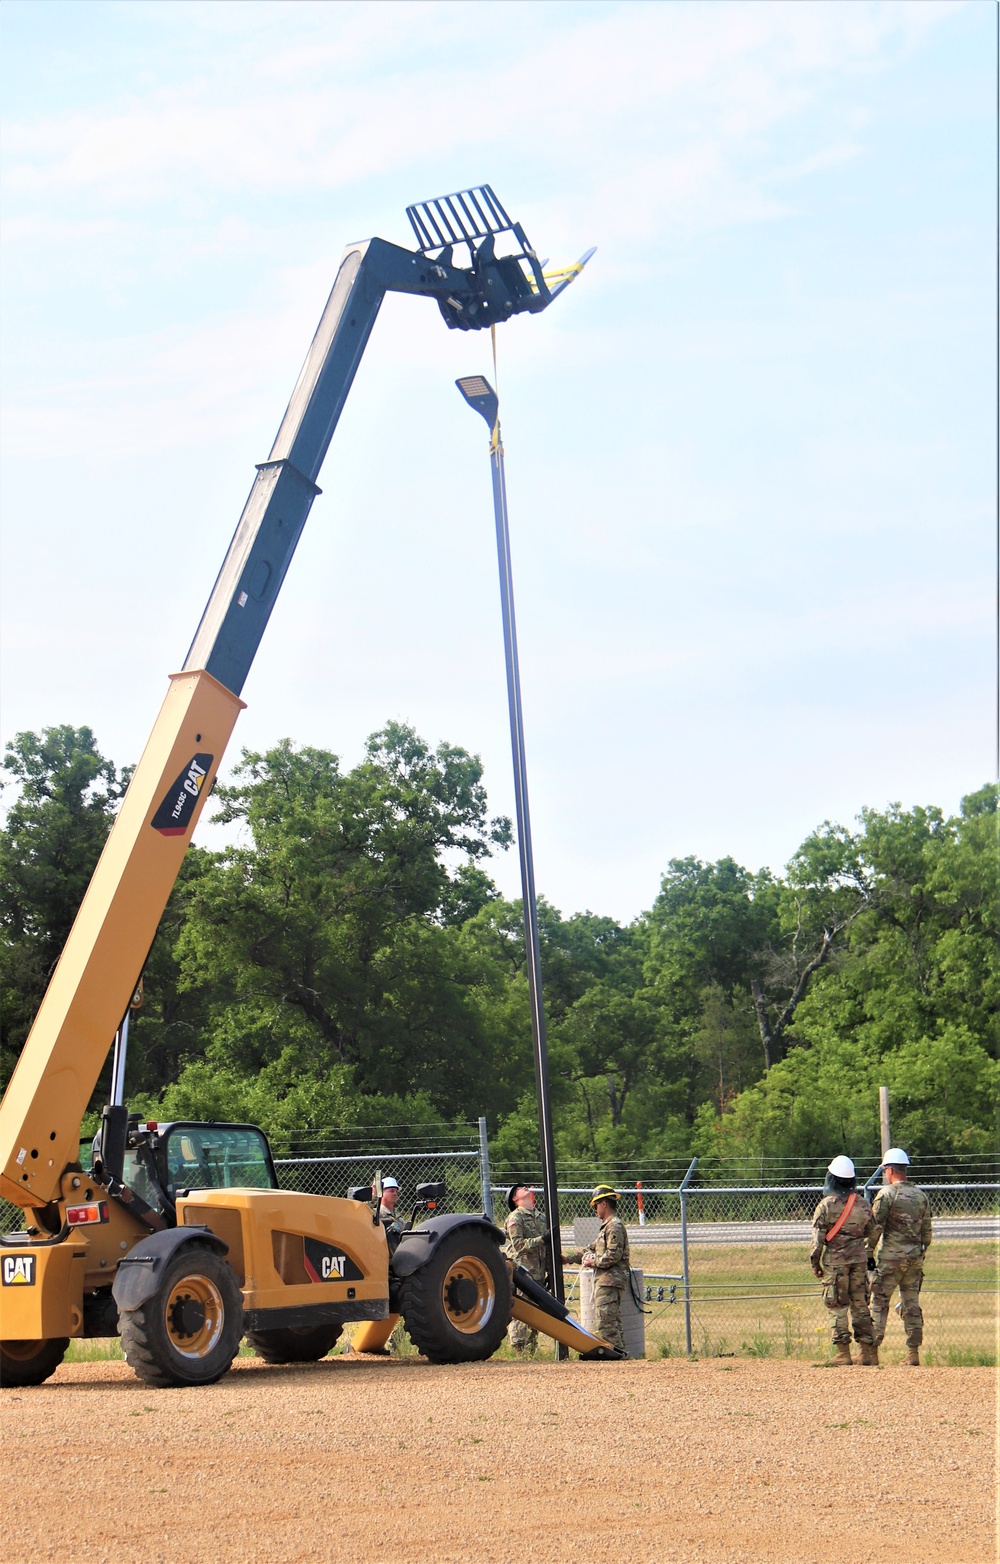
(163, 1125, 276, 1197)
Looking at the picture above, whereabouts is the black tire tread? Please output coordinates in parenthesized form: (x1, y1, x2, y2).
(400, 1229, 510, 1364)
(0, 1337, 69, 1387)
(119, 1243, 243, 1388)
(245, 1323, 339, 1364)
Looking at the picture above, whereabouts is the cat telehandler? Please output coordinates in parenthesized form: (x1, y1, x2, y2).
(0, 189, 616, 1387)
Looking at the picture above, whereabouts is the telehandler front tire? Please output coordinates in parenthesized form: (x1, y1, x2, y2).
(0, 1336, 69, 1387)
(119, 1243, 243, 1388)
(399, 1228, 511, 1363)
(245, 1322, 340, 1364)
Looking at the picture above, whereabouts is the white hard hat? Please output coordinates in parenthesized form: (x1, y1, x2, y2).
(827, 1155, 855, 1179)
(382, 1176, 400, 1190)
(882, 1148, 910, 1167)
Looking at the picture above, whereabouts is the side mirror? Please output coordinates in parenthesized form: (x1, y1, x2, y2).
(348, 1186, 374, 1204)
(415, 1181, 447, 1204)
(93, 1103, 129, 1186)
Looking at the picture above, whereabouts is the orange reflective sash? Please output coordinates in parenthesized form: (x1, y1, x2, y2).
(825, 1191, 857, 1242)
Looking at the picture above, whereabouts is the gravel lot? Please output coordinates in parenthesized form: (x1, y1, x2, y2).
(2, 1355, 992, 1564)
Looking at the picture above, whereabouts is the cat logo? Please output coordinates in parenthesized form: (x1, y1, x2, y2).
(2, 1254, 36, 1286)
(150, 753, 214, 837)
(302, 1237, 364, 1285)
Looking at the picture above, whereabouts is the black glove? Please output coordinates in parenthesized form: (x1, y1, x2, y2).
(867, 1258, 876, 1273)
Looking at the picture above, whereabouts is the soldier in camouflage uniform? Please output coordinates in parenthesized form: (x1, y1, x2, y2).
(810, 1155, 879, 1366)
(565, 1183, 630, 1356)
(503, 1182, 547, 1355)
(378, 1177, 408, 1252)
(870, 1149, 932, 1366)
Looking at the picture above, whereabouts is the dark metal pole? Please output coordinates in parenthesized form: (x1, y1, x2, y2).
(478, 1116, 494, 1222)
(110, 1014, 129, 1108)
(110, 980, 142, 1108)
(456, 377, 566, 1338)
(679, 1157, 697, 1355)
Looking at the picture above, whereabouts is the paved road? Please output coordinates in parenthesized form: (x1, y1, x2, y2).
(562, 1217, 999, 1246)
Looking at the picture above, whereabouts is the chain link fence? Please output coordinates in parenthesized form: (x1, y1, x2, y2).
(535, 1182, 1000, 1236)
(491, 1162, 997, 1366)
(275, 1147, 488, 1217)
(616, 1191, 995, 1367)
(634, 1262, 998, 1369)
(271, 1115, 493, 1218)
(2, 1128, 995, 1365)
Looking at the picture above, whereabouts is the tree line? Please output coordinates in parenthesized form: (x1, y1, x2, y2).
(1, 723, 996, 1172)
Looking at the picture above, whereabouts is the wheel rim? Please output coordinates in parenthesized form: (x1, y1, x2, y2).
(3, 1339, 47, 1362)
(441, 1255, 495, 1334)
(164, 1273, 226, 1358)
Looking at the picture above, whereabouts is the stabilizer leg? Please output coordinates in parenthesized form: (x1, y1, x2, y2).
(352, 1315, 398, 1353)
(510, 1297, 624, 1359)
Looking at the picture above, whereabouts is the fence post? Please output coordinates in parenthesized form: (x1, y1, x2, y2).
(478, 1117, 494, 1222)
(879, 1086, 891, 1160)
(679, 1157, 697, 1356)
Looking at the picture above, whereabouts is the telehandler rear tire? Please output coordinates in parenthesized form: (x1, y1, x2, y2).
(400, 1228, 511, 1363)
(119, 1243, 243, 1387)
(245, 1322, 339, 1364)
(0, 1336, 69, 1387)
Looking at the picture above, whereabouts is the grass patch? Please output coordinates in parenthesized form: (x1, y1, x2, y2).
(65, 1338, 124, 1363)
(923, 1346, 998, 1368)
(742, 1330, 773, 1359)
(636, 1239, 997, 1364)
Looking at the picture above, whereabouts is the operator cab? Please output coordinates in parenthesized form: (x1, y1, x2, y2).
(155, 1122, 278, 1200)
(87, 1116, 279, 1217)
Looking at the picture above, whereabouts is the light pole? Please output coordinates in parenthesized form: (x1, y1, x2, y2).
(456, 375, 565, 1325)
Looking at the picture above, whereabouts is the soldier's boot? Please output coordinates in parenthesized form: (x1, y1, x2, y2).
(830, 1342, 853, 1366)
(858, 1342, 879, 1367)
(905, 1346, 920, 1366)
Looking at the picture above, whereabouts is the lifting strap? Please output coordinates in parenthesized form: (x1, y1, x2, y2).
(490, 324, 501, 454)
(825, 1191, 857, 1243)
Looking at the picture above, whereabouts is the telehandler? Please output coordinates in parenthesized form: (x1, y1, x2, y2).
(0, 189, 616, 1387)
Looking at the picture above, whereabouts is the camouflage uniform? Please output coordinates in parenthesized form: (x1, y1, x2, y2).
(870, 1181, 932, 1350)
(378, 1201, 408, 1252)
(810, 1191, 877, 1347)
(583, 1213, 630, 1355)
(504, 1204, 547, 1353)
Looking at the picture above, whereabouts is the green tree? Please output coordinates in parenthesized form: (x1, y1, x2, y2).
(691, 983, 763, 1113)
(751, 822, 873, 1067)
(693, 787, 999, 1167)
(124, 849, 216, 1097)
(164, 725, 513, 1123)
(0, 726, 129, 1089)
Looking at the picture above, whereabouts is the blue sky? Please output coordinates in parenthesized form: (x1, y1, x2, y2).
(0, 1, 994, 920)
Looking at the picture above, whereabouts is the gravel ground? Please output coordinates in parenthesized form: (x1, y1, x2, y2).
(2, 1355, 993, 1564)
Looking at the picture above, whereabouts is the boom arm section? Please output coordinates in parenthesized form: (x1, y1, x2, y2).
(0, 193, 590, 1210)
(0, 672, 244, 1207)
(182, 237, 478, 694)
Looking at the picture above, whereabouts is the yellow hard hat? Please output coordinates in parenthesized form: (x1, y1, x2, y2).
(590, 1183, 619, 1207)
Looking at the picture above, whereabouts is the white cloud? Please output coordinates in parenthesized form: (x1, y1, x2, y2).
(2, 1, 956, 236)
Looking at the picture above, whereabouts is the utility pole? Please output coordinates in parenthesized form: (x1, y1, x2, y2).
(879, 1086, 891, 1164)
(456, 375, 566, 1347)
